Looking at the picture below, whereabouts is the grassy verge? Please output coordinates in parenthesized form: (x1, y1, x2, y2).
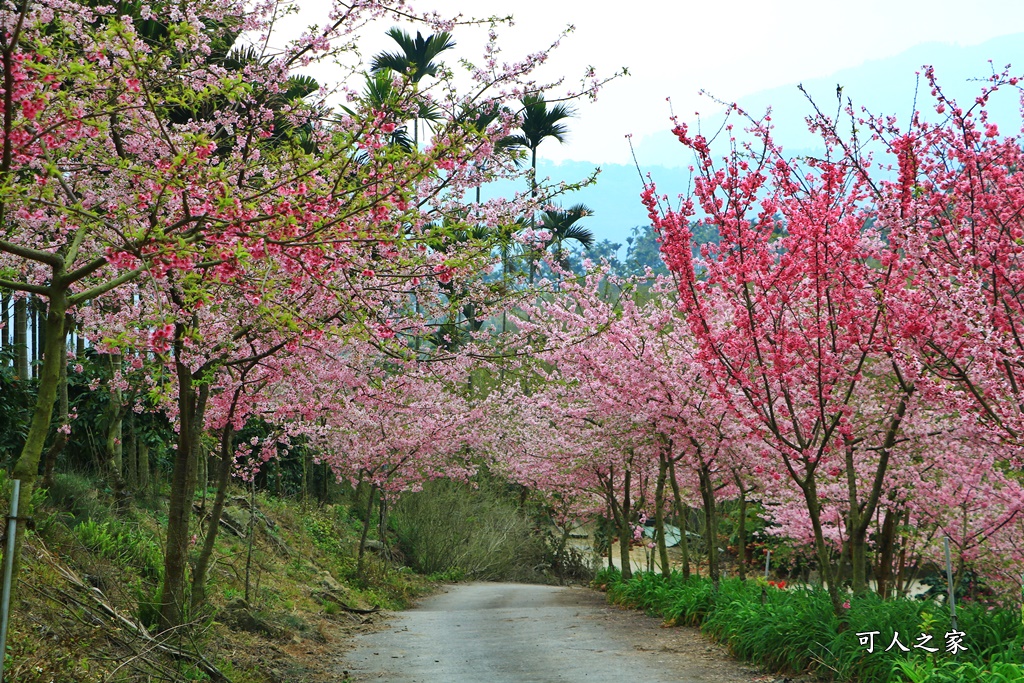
(3, 472, 438, 683)
(595, 568, 1024, 683)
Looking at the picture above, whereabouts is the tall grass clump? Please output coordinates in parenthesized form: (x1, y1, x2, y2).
(391, 478, 546, 581)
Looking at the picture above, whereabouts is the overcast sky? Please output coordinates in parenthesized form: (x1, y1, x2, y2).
(274, 1, 1024, 165)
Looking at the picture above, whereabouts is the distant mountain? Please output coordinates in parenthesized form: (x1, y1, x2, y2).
(485, 33, 1024, 254)
(633, 32, 1024, 168)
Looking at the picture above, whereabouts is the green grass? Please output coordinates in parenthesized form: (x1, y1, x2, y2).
(594, 568, 1024, 683)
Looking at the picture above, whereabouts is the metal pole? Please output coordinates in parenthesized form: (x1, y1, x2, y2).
(943, 536, 958, 631)
(0, 479, 21, 683)
(764, 550, 771, 579)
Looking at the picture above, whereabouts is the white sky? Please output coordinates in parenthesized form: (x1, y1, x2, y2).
(274, 0, 1024, 166)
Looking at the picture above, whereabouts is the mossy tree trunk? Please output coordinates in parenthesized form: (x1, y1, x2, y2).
(41, 317, 71, 489)
(10, 290, 68, 579)
(104, 352, 129, 511)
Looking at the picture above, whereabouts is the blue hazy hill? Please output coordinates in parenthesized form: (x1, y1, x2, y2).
(483, 33, 1024, 252)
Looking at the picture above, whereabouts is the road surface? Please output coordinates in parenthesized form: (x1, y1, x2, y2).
(338, 582, 765, 683)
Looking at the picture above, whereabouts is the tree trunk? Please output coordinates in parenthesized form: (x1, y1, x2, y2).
(874, 505, 897, 599)
(191, 422, 236, 611)
(11, 291, 68, 581)
(125, 412, 137, 490)
(802, 473, 843, 616)
(105, 353, 128, 510)
(733, 470, 748, 581)
(654, 452, 671, 578)
(244, 475, 257, 604)
(30, 295, 38, 375)
(13, 295, 27, 379)
(846, 390, 911, 596)
(617, 468, 632, 580)
(41, 322, 70, 489)
(667, 457, 691, 580)
(301, 448, 309, 505)
(1, 289, 9, 358)
(698, 464, 719, 587)
(158, 337, 210, 630)
(357, 481, 376, 581)
(894, 507, 911, 597)
(138, 439, 151, 498)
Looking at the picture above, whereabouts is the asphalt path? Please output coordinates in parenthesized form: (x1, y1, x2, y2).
(339, 582, 763, 683)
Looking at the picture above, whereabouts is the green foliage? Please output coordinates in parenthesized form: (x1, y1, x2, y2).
(73, 518, 163, 580)
(599, 571, 1024, 683)
(0, 348, 32, 467)
(304, 513, 350, 558)
(893, 658, 1024, 682)
(45, 471, 110, 524)
(623, 224, 669, 277)
(391, 478, 546, 581)
(0, 468, 47, 515)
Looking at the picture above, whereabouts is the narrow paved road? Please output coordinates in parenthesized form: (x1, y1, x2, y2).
(339, 583, 764, 683)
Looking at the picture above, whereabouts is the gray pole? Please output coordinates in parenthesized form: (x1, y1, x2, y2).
(0, 479, 21, 683)
(764, 550, 770, 579)
(943, 536, 958, 631)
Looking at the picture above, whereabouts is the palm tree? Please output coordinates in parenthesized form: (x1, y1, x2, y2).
(505, 94, 576, 284)
(371, 27, 456, 146)
(458, 102, 522, 204)
(343, 70, 415, 153)
(505, 93, 575, 202)
(536, 203, 594, 281)
(540, 203, 595, 264)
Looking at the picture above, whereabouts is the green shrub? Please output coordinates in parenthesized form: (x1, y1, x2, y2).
(45, 471, 110, 524)
(304, 513, 350, 558)
(391, 478, 546, 581)
(893, 657, 1024, 682)
(74, 519, 163, 580)
(602, 571, 1024, 683)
